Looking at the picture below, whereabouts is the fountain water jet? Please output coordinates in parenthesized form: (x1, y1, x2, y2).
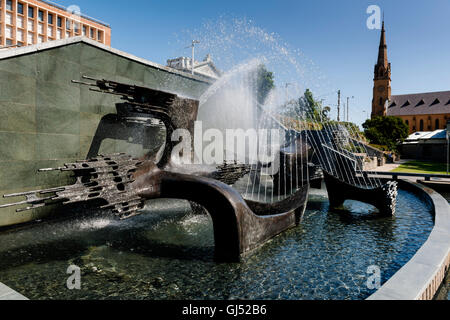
(1, 77, 311, 262)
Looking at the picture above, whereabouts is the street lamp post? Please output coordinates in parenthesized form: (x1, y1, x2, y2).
(285, 83, 293, 114)
(285, 83, 293, 99)
(447, 121, 450, 175)
(363, 109, 370, 120)
(190, 40, 200, 75)
(347, 96, 355, 122)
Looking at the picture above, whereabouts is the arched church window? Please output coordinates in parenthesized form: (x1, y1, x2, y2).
(420, 120, 424, 131)
(379, 97, 383, 106)
(435, 119, 440, 130)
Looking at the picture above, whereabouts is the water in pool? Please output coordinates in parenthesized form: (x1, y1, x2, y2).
(0, 188, 434, 300)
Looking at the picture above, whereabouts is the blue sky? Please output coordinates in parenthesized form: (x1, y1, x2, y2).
(56, 0, 450, 125)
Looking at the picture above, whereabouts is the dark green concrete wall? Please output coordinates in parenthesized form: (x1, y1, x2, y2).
(0, 42, 210, 226)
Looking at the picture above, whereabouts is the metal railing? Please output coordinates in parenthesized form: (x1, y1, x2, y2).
(359, 171, 450, 181)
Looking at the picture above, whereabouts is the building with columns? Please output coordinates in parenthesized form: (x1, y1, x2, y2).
(0, 0, 111, 48)
(167, 54, 222, 80)
(371, 22, 450, 133)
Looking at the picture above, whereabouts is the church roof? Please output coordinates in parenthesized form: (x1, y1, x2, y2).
(386, 91, 450, 116)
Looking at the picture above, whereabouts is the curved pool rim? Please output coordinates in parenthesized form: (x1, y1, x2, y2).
(368, 180, 450, 300)
(0, 180, 447, 301)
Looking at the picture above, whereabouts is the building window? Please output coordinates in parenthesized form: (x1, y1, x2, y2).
(420, 120, 424, 131)
(66, 19, 71, 30)
(6, 39, 13, 46)
(6, 12, 12, 24)
(17, 30, 24, 41)
(82, 26, 87, 36)
(48, 13, 53, 25)
(27, 32, 33, 44)
(5, 26, 12, 38)
(405, 120, 409, 127)
(6, 0, 12, 11)
(90, 29, 95, 39)
(74, 22, 80, 33)
(17, 16, 24, 28)
(98, 31, 103, 42)
(27, 19, 34, 31)
(435, 119, 440, 130)
(379, 97, 383, 106)
(18, 2, 24, 15)
(38, 10, 44, 22)
(28, 7, 34, 18)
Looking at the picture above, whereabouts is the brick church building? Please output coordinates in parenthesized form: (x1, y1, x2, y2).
(371, 22, 450, 133)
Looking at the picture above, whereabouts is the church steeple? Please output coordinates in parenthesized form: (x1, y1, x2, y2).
(372, 20, 392, 118)
(377, 21, 388, 69)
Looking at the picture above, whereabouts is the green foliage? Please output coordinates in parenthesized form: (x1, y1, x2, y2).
(362, 116, 409, 151)
(343, 144, 366, 154)
(282, 89, 331, 122)
(256, 64, 275, 104)
(392, 161, 448, 174)
(326, 120, 367, 142)
(369, 144, 389, 152)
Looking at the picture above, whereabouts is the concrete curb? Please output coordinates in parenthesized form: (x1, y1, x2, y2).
(0, 282, 28, 300)
(368, 180, 450, 300)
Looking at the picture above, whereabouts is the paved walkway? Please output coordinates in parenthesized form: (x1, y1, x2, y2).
(371, 160, 410, 173)
(0, 282, 28, 300)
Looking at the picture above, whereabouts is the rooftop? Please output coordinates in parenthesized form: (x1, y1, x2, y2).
(405, 130, 447, 142)
(0, 36, 214, 84)
(34, 0, 110, 28)
(387, 91, 450, 116)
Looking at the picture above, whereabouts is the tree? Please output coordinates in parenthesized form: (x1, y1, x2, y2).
(256, 64, 275, 104)
(283, 89, 331, 122)
(362, 116, 409, 151)
(328, 120, 366, 142)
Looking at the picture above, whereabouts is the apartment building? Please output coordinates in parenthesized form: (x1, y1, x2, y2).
(0, 0, 111, 48)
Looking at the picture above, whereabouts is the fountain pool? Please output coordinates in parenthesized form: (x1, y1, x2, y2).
(0, 186, 434, 300)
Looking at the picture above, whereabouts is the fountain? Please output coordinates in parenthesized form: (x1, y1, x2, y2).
(1, 76, 311, 262)
(0, 18, 445, 300)
(0, 72, 399, 262)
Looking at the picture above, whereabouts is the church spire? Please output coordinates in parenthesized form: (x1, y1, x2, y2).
(377, 20, 388, 68)
(374, 20, 390, 81)
(372, 18, 391, 118)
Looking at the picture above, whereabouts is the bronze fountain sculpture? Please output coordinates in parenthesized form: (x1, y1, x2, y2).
(1, 77, 398, 262)
(1, 77, 311, 262)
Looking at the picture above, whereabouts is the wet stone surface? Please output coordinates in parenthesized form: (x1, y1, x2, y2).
(0, 190, 434, 300)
